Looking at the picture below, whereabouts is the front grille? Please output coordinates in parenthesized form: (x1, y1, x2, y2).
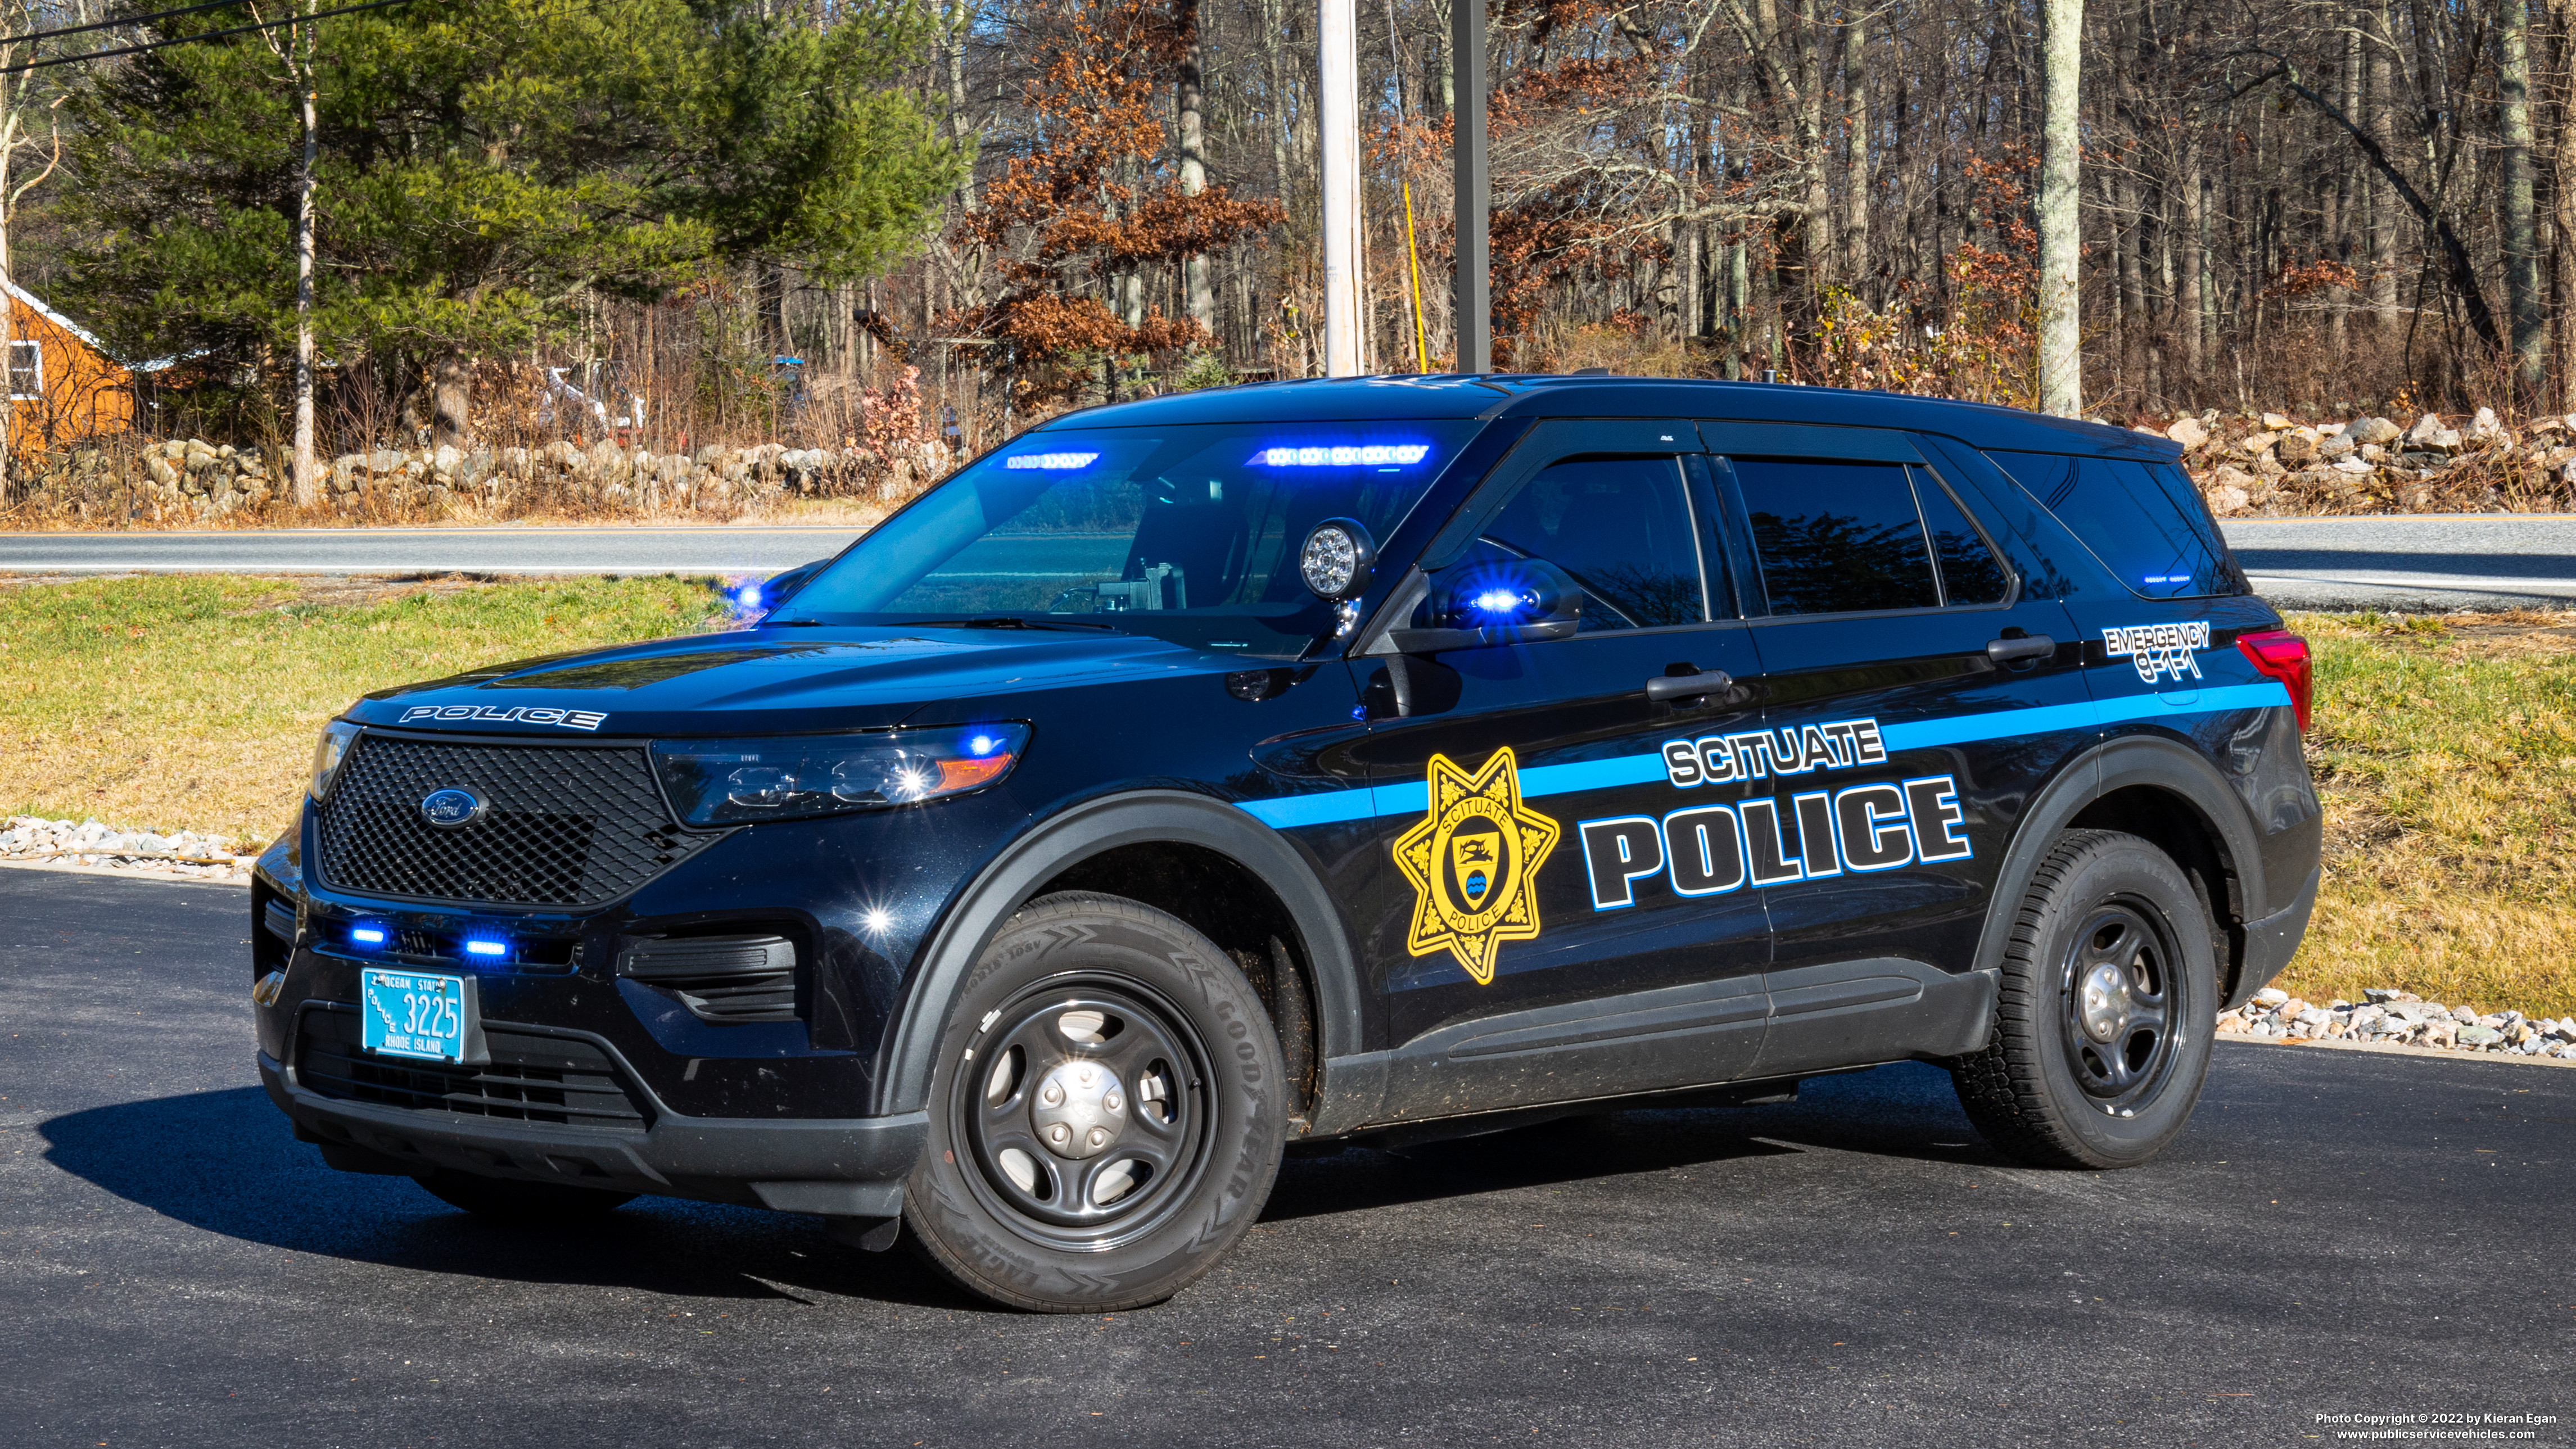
(316, 735, 720, 908)
(296, 1007, 651, 1131)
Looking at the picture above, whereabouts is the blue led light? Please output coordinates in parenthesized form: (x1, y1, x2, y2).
(969, 733, 996, 757)
(349, 926, 387, 945)
(1004, 451, 1101, 471)
(734, 585, 763, 607)
(1251, 443, 1430, 468)
(1471, 588, 1526, 614)
(463, 939, 508, 958)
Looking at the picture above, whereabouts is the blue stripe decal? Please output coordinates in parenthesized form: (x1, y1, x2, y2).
(1234, 681, 2293, 830)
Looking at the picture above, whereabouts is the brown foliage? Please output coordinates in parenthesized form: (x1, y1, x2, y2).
(948, 0, 1280, 392)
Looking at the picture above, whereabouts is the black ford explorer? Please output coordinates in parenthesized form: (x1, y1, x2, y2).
(251, 374, 2321, 1312)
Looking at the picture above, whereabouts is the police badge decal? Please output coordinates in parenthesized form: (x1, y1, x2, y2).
(1392, 748, 1562, 985)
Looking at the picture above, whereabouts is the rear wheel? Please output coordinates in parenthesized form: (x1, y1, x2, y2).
(1950, 829, 2218, 1169)
(411, 1169, 635, 1222)
(902, 892, 1285, 1312)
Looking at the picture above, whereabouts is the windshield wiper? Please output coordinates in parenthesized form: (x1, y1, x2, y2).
(898, 615, 1124, 633)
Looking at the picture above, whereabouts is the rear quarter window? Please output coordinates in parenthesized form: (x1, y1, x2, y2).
(1986, 451, 2248, 599)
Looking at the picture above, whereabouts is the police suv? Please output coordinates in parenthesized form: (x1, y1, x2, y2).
(252, 375, 2320, 1312)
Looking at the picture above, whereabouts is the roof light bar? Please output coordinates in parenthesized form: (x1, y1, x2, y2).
(1004, 451, 1100, 470)
(1251, 443, 1430, 468)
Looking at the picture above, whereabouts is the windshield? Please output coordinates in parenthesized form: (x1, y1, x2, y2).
(774, 421, 1481, 656)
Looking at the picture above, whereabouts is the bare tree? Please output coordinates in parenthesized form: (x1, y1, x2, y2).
(2038, 0, 2082, 415)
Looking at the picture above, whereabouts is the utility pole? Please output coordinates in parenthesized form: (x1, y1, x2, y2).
(1318, 0, 1362, 376)
(2035, 0, 2080, 416)
(1450, 0, 1488, 372)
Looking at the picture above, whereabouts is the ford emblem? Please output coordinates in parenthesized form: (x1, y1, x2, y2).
(419, 788, 487, 828)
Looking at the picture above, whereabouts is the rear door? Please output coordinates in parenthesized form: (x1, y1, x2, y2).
(1697, 422, 2093, 1077)
(1343, 419, 1774, 1115)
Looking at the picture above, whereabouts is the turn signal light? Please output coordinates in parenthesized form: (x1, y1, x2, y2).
(2236, 629, 2312, 732)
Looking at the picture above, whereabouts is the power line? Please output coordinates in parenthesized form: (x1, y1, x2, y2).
(0, 0, 424, 74)
(1, 0, 255, 50)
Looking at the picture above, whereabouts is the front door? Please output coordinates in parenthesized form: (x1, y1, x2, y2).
(1697, 421, 2093, 1078)
(1344, 420, 1772, 1118)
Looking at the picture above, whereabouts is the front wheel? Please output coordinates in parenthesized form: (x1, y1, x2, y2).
(901, 893, 1286, 1312)
(1950, 829, 2218, 1169)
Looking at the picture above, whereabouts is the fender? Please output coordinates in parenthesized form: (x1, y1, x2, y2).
(1974, 732, 2272, 986)
(872, 789, 1367, 1117)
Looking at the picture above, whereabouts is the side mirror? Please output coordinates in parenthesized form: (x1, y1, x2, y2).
(1387, 558, 1583, 653)
(1298, 518, 1379, 601)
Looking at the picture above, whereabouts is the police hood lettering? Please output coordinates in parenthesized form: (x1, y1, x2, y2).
(396, 704, 608, 730)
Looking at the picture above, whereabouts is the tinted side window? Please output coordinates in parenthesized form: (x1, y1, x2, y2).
(1915, 476, 2010, 605)
(1729, 458, 1939, 615)
(1987, 451, 2249, 599)
(1474, 456, 1707, 630)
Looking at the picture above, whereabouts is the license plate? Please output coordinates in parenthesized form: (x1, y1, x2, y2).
(361, 968, 469, 1063)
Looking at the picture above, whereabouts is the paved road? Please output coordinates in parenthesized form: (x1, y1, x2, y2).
(0, 514, 2565, 612)
(2226, 515, 2576, 611)
(6, 871, 2571, 1447)
(4, 514, 2574, 613)
(0, 524, 858, 577)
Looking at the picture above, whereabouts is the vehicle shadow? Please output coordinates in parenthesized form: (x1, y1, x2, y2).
(39, 1063, 1999, 1303)
(1263, 1060, 2004, 1221)
(37, 1085, 974, 1310)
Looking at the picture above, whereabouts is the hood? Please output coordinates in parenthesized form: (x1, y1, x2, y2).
(346, 624, 1238, 737)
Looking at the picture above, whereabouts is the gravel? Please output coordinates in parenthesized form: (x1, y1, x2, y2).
(0, 816, 255, 882)
(2221, 985, 2576, 1059)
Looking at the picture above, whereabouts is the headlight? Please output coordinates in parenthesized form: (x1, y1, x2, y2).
(310, 720, 361, 800)
(649, 724, 1030, 826)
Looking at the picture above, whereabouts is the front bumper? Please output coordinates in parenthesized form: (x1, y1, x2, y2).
(260, 1045, 925, 1216)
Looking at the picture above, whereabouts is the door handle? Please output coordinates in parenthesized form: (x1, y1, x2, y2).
(1645, 669, 1736, 703)
(1986, 634, 2057, 663)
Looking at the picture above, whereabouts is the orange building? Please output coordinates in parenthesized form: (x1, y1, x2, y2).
(6, 280, 137, 459)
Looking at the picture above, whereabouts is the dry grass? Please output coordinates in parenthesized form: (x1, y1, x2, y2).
(4, 578, 2571, 1020)
(0, 573, 728, 844)
(2277, 610, 2576, 1018)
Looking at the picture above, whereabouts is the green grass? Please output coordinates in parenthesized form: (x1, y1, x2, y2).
(2278, 610, 2576, 1019)
(0, 574, 727, 845)
(4, 578, 2569, 1018)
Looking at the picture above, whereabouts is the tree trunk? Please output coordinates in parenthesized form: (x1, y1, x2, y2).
(1844, 11, 1869, 293)
(2554, 0, 2576, 406)
(0, 113, 15, 490)
(2037, 0, 2083, 415)
(432, 354, 473, 450)
(292, 7, 318, 508)
(2368, 2, 2398, 332)
(2505, 0, 2548, 395)
(2180, 139, 2206, 387)
(1177, 0, 1217, 338)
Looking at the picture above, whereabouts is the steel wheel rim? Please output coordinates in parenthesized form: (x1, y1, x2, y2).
(2057, 898, 2180, 1112)
(951, 977, 1214, 1251)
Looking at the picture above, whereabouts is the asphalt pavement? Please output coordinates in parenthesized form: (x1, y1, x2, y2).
(6, 870, 2572, 1447)
(4, 514, 2576, 613)
(0, 523, 858, 577)
(2226, 514, 2576, 611)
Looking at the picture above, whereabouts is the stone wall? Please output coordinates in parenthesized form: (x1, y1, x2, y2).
(2163, 408, 2576, 516)
(8, 435, 959, 523)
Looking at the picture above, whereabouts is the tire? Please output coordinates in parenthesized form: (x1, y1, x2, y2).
(412, 1169, 636, 1222)
(1949, 829, 2218, 1170)
(901, 892, 1286, 1312)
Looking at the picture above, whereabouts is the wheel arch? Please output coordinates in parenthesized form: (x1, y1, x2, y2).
(873, 790, 1364, 1119)
(1980, 735, 2272, 1003)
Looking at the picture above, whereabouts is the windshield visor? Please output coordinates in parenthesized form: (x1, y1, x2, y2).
(772, 422, 1480, 655)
